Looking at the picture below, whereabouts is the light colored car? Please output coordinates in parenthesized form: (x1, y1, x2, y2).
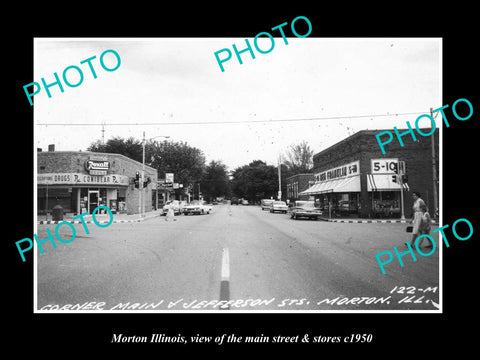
(291, 201, 323, 220)
(204, 202, 214, 212)
(241, 199, 249, 205)
(269, 201, 288, 213)
(183, 200, 211, 215)
(261, 199, 274, 210)
(162, 200, 182, 215)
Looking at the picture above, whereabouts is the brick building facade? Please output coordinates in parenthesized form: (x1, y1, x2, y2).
(286, 174, 315, 201)
(37, 149, 158, 215)
(301, 129, 439, 218)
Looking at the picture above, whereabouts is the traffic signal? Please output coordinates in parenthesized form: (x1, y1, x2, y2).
(134, 171, 140, 189)
(143, 176, 151, 188)
(392, 175, 397, 183)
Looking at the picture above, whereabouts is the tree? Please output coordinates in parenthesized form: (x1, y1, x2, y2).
(87, 137, 206, 186)
(145, 140, 205, 186)
(200, 160, 231, 202)
(87, 136, 143, 162)
(230, 160, 278, 203)
(282, 140, 314, 174)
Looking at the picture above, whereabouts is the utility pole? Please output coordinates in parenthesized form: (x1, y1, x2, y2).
(101, 121, 106, 145)
(141, 132, 170, 217)
(140, 131, 145, 217)
(277, 159, 282, 200)
(430, 108, 439, 219)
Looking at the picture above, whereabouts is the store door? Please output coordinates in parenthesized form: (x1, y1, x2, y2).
(88, 190, 99, 214)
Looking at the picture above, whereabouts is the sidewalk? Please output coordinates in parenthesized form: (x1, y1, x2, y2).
(37, 209, 163, 225)
(320, 216, 439, 225)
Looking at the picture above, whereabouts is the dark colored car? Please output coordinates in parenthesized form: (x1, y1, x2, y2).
(291, 201, 323, 220)
(231, 197, 239, 205)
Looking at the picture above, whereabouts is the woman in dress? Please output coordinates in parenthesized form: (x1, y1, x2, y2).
(165, 202, 175, 221)
(417, 205, 434, 249)
(407, 192, 426, 247)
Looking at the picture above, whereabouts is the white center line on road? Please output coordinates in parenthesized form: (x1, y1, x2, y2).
(221, 247, 230, 281)
(219, 247, 230, 309)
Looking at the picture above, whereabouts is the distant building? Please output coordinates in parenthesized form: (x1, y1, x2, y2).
(286, 174, 315, 202)
(301, 129, 439, 218)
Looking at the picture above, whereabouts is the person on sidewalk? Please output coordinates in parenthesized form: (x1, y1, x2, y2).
(417, 205, 434, 249)
(407, 192, 426, 248)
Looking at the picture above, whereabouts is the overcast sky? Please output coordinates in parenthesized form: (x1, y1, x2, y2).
(34, 38, 441, 171)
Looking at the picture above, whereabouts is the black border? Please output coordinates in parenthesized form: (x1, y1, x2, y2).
(7, 5, 479, 354)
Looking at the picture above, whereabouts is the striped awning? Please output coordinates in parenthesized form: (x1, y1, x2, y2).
(300, 175, 361, 195)
(367, 174, 409, 191)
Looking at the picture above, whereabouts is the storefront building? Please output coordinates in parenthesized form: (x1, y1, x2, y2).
(300, 129, 439, 218)
(286, 174, 315, 202)
(37, 148, 158, 215)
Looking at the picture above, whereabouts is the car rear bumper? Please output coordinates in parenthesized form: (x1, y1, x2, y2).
(183, 209, 202, 214)
(293, 211, 322, 217)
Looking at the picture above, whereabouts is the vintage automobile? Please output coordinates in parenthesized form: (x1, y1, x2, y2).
(162, 200, 184, 216)
(183, 200, 211, 215)
(290, 201, 323, 220)
(269, 201, 289, 213)
(261, 199, 274, 210)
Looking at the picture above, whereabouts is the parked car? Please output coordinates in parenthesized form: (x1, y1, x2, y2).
(231, 197, 239, 205)
(162, 200, 183, 215)
(183, 200, 211, 215)
(290, 201, 323, 220)
(204, 202, 214, 212)
(269, 201, 288, 213)
(261, 199, 274, 210)
(241, 199, 249, 205)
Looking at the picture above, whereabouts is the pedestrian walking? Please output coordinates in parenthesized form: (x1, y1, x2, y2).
(165, 203, 176, 221)
(407, 192, 426, 248)
(417, 205, 434, 248)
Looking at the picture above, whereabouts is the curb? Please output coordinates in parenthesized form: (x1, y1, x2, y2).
(323, 218, 439, 225)
(37, 219, 143, 225)
(326, 219, 407, 224)
(37, 215, 160, 225)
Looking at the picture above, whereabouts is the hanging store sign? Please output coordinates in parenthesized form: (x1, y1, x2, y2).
(165, 173, 174, 183)
(314, 161, 360, 183)
(85, 160, 110, 175)
(38, 173, 128, 186)
(371, 158, 399, 174)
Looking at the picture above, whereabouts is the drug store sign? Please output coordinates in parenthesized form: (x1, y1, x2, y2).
(38, 173, 128, 186)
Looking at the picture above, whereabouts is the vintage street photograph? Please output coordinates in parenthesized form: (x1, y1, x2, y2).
(33, 37, 441, 312)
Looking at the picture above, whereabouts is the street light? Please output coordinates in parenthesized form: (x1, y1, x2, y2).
(140, 131, 170, 217)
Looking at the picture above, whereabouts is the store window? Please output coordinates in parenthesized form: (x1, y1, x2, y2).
(371, 191, 400, 218)
(315, 193, 360, 216)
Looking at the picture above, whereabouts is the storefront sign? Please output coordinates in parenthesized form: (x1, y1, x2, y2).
(165, 173, 174, 183)
(38, 173, 128, 186)
(314, 161, 360, 183)
(85, 160, 110, 175)
(157, 180, 173, 190)
(371, 158, 398, 174)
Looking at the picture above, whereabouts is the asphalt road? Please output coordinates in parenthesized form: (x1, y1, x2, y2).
(36, 203, 440, 312)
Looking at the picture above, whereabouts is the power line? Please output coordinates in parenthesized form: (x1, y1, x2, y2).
(36, 111, 425, 127)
